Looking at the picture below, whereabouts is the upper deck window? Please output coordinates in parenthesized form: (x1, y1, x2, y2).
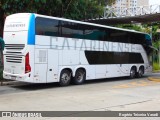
(36, 17, 60, 37)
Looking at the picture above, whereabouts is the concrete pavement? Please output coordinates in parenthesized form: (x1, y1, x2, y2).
(0, 74, 160, 120)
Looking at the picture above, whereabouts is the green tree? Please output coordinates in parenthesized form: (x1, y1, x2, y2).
(121, 24, 142, 31)
(0, 0, 5, 37)
(0, 0, 116, 37)
(0, 0, 46, 36)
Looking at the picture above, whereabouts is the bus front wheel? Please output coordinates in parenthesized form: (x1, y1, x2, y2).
(59, 69, 71, 86)
(73, 69, 86, 85)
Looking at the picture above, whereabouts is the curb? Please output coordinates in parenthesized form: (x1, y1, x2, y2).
(148, 77, 160, 82)
(152, 71, 160, 73)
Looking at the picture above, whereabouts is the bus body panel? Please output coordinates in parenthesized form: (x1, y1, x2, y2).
(95, 65, 107, 79)
(4, 15, 29, 32)
(47, 49, 59, 83)
(34, 64, 47, 82)
(3, 31, 28, 45)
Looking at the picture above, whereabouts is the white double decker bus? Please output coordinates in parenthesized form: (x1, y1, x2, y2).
(3, 13, 152, 86)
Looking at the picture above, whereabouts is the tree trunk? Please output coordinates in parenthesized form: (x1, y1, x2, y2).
(0, 9, 5, 37)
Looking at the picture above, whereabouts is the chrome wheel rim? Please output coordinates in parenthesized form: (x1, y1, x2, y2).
(130, 69, 135, 78)
(139, 69, 143, 77)
(61, 73, 70, 83)
(76, 72, 84, 82)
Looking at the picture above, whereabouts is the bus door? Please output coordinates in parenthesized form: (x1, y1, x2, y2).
(47, 49, 59, 82)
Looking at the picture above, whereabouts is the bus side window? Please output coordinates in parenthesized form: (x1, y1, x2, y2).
(36, 17, 59, 37)
(72, 23, 84, 39)
(84, 25, 93, 40)
(84, 25, 103, 41)
(61, 21, 73, 38)
(97, 27, 106, 41)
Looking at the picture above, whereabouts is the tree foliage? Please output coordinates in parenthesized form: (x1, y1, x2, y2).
(0, 0, 116, 37)
(1, 0, 110, 19)
(116, 24, 143, 32)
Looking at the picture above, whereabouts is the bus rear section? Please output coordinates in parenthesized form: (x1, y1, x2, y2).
(3, 13, 33, 82)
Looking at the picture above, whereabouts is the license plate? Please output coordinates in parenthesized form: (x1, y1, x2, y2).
(11, 76, 16, 80)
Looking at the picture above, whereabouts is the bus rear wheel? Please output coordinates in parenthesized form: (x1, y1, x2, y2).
(137, 67, 144, 78)
(59, 69, 71, 86)
(130, 67, 136, 79)
(73, 69, 86, 85)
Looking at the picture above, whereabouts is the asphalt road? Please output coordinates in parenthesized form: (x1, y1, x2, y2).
(0, 73, 159, 95)
(0, 73, 160, 120)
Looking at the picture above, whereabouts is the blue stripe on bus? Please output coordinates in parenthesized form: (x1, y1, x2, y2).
(28, 14, 35, 45)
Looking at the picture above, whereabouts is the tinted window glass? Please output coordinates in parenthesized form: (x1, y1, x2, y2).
(61, 21, 73, 38)
(108, 29, 128, 43)
(36, 17, 60, 36)
(128, 32, 145, 44)
(72, 23, 84, 39)
(85, 51, 144, 64)
(61, 22, 85, 39)
(35, 17, 148, 45)
(84, 25, 105, 41)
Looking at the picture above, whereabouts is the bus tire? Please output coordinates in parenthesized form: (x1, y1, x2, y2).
(73, 69, 86, 85)
(59, 69, 71, 86)
(130, 67, 136, 79)
(137, 67, 144, 78)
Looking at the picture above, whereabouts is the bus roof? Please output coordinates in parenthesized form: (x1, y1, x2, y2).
(7, 13, 151, 38)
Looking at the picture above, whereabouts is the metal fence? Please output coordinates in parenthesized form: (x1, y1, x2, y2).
(104, 4, 160, 19)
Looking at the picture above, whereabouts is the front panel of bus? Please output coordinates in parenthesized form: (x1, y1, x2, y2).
(3, 13, 34, 82)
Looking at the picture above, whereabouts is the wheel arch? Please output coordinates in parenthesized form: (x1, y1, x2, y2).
(139, 65, 145, 73)
(139, 65, 144, 70)
(73, 67, 86, 77)
(131, 66, 137, 72)
(58, 67, 73, 82)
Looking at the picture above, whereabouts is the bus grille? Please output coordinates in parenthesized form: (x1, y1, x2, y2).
(5, 44, 25, 50)
(6, 55, 23, 63)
